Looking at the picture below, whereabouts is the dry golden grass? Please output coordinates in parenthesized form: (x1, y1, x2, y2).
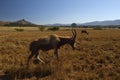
(0, 27, 120, 80)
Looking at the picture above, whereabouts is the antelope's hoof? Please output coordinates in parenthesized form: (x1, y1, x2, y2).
(33, 59, 39, 64)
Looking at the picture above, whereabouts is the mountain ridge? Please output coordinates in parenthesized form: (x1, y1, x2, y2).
(46, 19, 120, 26)
(0, 19, 120, 26)
(81, 19, 120, 26)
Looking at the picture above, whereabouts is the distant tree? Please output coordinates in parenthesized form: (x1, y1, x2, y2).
(71, 23, 77, 27)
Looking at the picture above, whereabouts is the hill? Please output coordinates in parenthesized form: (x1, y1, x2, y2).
(0, 19, 37, 26)
(1, 19, 120, 27)
(81, 19, 120, 26)
(46, 19, 120, 26)
(0, 21, 9, 26)
(6, 19, 37, 26)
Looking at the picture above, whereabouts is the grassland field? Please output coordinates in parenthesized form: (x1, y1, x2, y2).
(0, 27, 120, 80)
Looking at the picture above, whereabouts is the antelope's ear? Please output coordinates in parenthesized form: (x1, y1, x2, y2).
(54, 36, 60, 42)
(72, 29, 76, 34)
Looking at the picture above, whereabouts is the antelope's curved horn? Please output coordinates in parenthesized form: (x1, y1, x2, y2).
(72, 29, 76, 40)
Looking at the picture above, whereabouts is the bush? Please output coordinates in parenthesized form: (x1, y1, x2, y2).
(4, 65, 52, 79)
(93, 27, 103, 30)
(38, 27, 45, 31)
(14, 28, 24, 32)
(118, 27, 120, 29)
(47, 27, 60, 31)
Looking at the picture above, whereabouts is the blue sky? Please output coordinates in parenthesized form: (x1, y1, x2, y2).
(0, 0, 120, 24)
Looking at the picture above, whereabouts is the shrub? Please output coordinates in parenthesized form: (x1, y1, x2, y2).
(15, 28, 24, 32)
(38, 27, 45, 31)
(47, 27, 60, 31)
(4, 65, 52, 79)
(118, 27, 120, 29)
(93, 27, 103, 30)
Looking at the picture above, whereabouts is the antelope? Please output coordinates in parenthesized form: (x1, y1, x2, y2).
(81, 30, 89, 35)
(27, 29, 77, 64)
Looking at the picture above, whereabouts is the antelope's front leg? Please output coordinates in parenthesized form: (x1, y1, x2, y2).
(54, 48, 59, 60)
(35, 52, 45, 64)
